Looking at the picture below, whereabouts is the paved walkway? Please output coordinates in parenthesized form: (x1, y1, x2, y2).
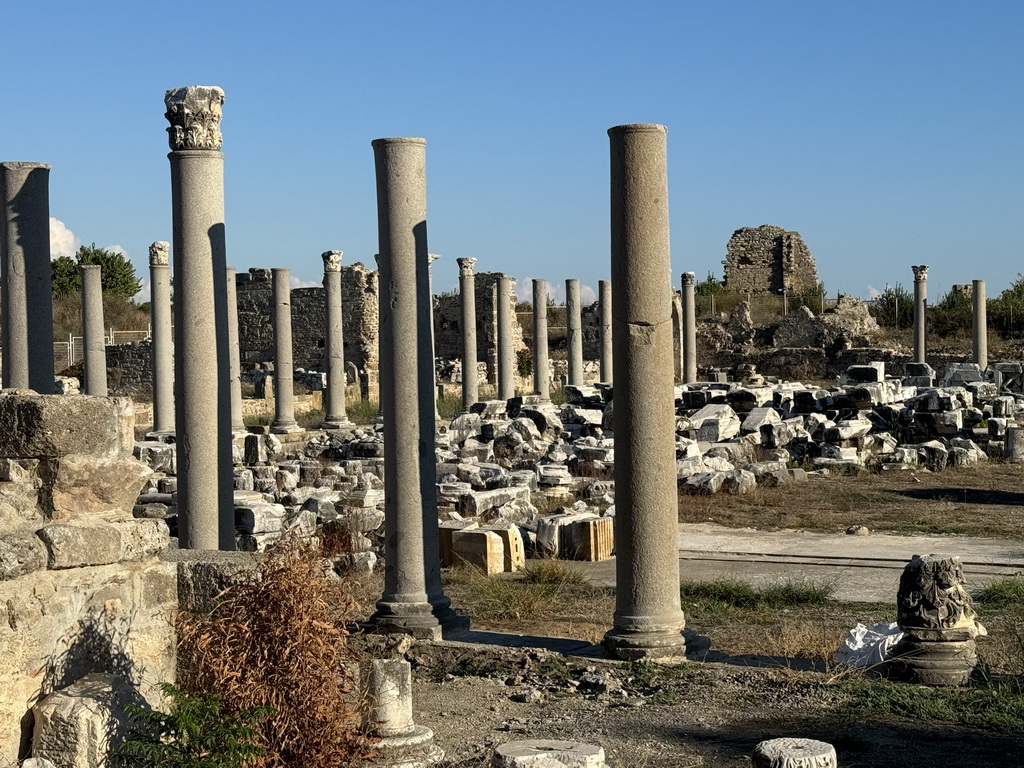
(576, 523, 1024, 603)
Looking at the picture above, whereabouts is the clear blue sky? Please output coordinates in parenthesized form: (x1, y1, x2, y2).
(4, 1, 1021, 305)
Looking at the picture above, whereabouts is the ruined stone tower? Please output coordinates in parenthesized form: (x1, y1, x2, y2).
(722, 225, 819, 295)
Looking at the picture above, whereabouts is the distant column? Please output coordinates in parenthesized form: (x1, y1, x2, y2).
(370, 136, 463, 638)
(912, 265, 928, 365)
(604, 123, 686, 660)
(149, 241, 174, 433)
(270, 267, 299, 433)
(532, 279, 550, 400)
(166, 84, 234, 550)
(322, 250, 353, 429)
(457, 257, 478, 411)
(599, 279, 612, 382)
(225, 266, 245, 435)
(566, 278, 584, 385)
(972, 279, 987, 370)
(681, 271, 697, 384)
(1, 162, 54, 392)
(497, 276, 515, 400)
(428, 253, 441, 420)
(80, 265, 107, 396)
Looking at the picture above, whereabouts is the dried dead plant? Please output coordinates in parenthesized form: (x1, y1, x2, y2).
(176, 540, 374, 768)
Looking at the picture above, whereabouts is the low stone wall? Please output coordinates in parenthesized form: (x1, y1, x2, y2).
(0, 393, 175, 764)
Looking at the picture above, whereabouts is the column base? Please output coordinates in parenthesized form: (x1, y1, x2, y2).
(322, 418, 356, 430)
(375, 725, 444, 768)
(144, 429, 176, 444)
(231, 426, 249, 437)
(603, 626, 687, 661)
(368, 601, 470, 640)
(269, 421, 303, 434)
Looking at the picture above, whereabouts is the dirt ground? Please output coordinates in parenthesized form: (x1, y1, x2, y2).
(348, 460, 1024, 767)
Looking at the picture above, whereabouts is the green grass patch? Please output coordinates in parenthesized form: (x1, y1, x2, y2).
(973, 576, 1024, 608)
(345, 398, 381, 425)
(680, 578, 833, 613)
(836, 678, 1024, 735)
(522, 559, 586, 586)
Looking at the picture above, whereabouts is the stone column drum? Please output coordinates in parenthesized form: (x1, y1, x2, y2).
(225, 266, 245, 435)
(457, 258, 478, 411)
(497, 275, 515, 400)
(912, 265, 929, 365)
(681, 271, 697, 384)
(603, 123, 686, 660)
(270, 267, 300, 433)
(566, 278, 584, 386)
(322, 250, 354, 429)
(369, 136, 463, 638)
(599, 279, 613, 382)
(1, 162, 54, 392)
(973, 279, 987, 370)
(165, 85, 234, 550)
(80, 265, 107, 397)
(532, 278, 550, 400)
(148, 242, 174, 433)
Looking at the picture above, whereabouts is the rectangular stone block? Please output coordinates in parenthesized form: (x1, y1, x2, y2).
(482, 522, 526, 572)
(563, 516, 614, 561)
(37, 524, 121, 569)
(439, 519, 479, 567)
(457, 485, 531, 516)
(0, 393, 130, 459)
(451, 529, 504, 575)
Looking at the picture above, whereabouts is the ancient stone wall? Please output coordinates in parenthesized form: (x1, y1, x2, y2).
(434, 272, 525, 379)
(723, 225, 819, 295)
(235, 265, 379, 377)
(0, 393, 176, 764)
(107, 340, 154, 397)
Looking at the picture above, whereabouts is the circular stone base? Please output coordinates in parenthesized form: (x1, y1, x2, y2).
(376, 725, 444, 768)
(887, 637, 977, 686)
(752, 738, 837, 768)
(493, 739, 606, 768)
(602, 628, 687, 661)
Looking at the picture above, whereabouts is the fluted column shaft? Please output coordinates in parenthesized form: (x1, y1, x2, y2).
(599, 279, 613, 382)
(566, 278, 584, 385)
(166, 85, 234, 550)
(681, 271, 697, 384)
(1, 162, 54, 392)
(604, 123, 686, 660)
(149, 242, 174, 432)
(497, 276, 515, 399)
(457, 258, 478, 411)
(322, 250, 352, 428)
(270, 267, 298, 432)
(912, 265, 928, 365)
(972, 279, 987, 370)
(532, 279, 550, 400)
(80, 265, 107, 396)
(370, 137, 460, 638)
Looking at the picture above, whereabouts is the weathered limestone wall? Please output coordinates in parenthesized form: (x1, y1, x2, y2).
(235, 264, 380, 377)
(723, 225, 819, 295)
(434, 271, 525, 377)
(0, 393, 175, 764)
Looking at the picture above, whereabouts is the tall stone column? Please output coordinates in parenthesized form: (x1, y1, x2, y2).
(457, 258, 478, 411)
(270, 267, 300, 433)
(604, 123, 686, 660)
(681, 271, 698, 384)
(80, 265, 107, 397)
(1, 162, 54, 392)
(566, 278, 584, 385)
(599, 279, 613, 382)
(225, 266, 245, 435)
(912, 265, 929, 365)
(370, 136, 462, 638)
(166, 85, 234, 550)
(497, 276, 515, 400)
(973, 279, 987, 370)
(532, 279, 550, 400)
(322, 250, 354, 429)
(148, 242, 174, 433)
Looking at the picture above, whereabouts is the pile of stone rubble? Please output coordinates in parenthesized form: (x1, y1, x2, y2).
(130, 359, 1024, 578)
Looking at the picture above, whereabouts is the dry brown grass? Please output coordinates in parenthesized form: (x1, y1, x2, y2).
(679, 459, 1024, 537)
(177, 541, 375, 768)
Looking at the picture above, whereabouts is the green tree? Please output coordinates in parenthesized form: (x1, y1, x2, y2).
(51, 243, 142, 300)
(989, 274, 1024, 338)
(871, 283, 914, 329)
(931, 286, 973, 338)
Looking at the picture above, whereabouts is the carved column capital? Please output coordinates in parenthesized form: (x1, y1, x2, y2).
(164, 86, 225, 151)
(682, 271, 696, 287)
(912, 265, 930, 282)
(428, 253, 441, 265)
(457, 257, 477, 277)
(148, 241, 170, 266)
(322, 250, 343, 272)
